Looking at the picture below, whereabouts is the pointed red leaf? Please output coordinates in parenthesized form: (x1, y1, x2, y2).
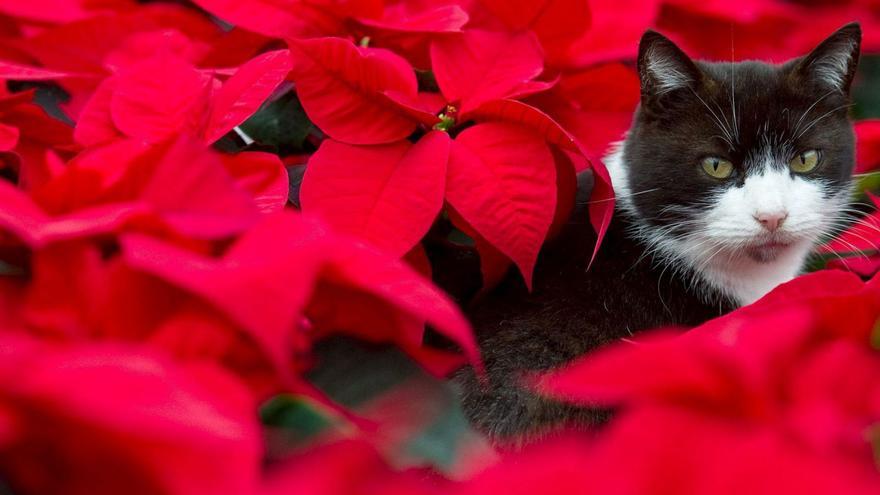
(0, 179, 52, 246)
(301, 131, 449, 257)
(0, 60, 78, 80)
(319, 236, 482, 372)
(0, 182, 143, 248)
(309, 0, 385, 20)
(823, 193, 880, 256)
(587, 162, 615, 266)
(546, 63, 641, 159)
(110, 56, 212, 143)
(103, 29, 207, 73)
(855, 119, 880, 174)
(74, 77, 125, 147)
(18, 5, 220, 75)
(0, 123, 18, 152)
(190, 0, 342, 38)
(431, 30, 544, 113)
(219, 151, 290, 213)
(0, 338, 261, 495)
(382, 90, 443, 126)
(203, 50, 292, 144)
(564, 0, 662, 68)
(52, 137, 259, 240)
(467, 98, 578, 151)
(0, 0, 134, 24)
(131, 138, 260, 238)
(120, 229, 318, 388)
(446, 123, 556, 288)
(357, 4, 469, 33)
(478, 0, 590, 62)
(288, 37, 419, 145)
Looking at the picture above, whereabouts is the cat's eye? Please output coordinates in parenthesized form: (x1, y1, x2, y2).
(790, 150, 821, 173)
(701, 157, 734, 179)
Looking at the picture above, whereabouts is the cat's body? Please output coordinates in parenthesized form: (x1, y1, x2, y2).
(456, 24, 862, 444)
(456, 172, 732, 442)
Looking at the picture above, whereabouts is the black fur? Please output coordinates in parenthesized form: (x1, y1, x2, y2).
(454, 173, 731, 444)
(628, 25, 859, 230)
(454, 24, 861, 444)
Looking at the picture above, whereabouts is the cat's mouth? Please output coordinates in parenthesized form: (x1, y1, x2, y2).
(744, 240, 793, 263)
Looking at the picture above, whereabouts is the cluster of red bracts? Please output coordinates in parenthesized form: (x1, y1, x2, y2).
(0, 0, 878, 494)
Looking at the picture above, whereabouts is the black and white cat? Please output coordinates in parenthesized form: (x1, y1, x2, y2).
(456, 23, 861, 444)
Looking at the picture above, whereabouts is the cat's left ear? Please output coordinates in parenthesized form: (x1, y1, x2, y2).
(794, 22, 861, 94)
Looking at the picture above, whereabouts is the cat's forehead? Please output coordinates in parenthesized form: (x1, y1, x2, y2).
(685, 60, 848, 155)
(697, 60, 817, 114)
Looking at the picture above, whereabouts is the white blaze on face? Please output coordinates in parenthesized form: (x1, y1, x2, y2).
(606, 146, 847, 307)
(687, 163, 840, 305)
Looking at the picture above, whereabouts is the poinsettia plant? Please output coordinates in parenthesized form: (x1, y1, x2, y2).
(0, 0, 879, 494)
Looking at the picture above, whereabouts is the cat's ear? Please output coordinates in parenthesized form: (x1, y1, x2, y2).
(637, 30, 701, 99)
(794, 22, 861, 94)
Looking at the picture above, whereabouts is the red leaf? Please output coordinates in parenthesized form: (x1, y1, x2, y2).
(0, 337, 261, 495)
(537, 330, 734, 406)
(319, 235, 482, 372)
(855, 119, 880, 174)
(446, 123, 556, 288)
(468, 98, 578, 151)
(0, 0, 135, 24)
(564, 0, 662, 68)
(219, 151, 290, 213)
(311, 0, 385, 20)
(404, 244, 432, 279)
(110, 56, 212, 143)
(431, 30, 544, 114)
(664, 0, 779, 23)
(382, 90, 443, 126)
(19, 5, 220, 75)
(547, 62, 641, 159)
(288, 37, 419, 145)
(203, 50, 292, 144)
(822, 193, 880, 256)
(478, 0, 590, 63)
(190, 0, 342, 38)
(0, 123, 18, 152)
(587, 163, 615, 266)
(0, 60, 78, 80)
(121, 231, 315, 388)
(128, 138, 260, 238)
(25, 137, 259, 242)
(74, 77, 124, 147)
(301, 131, 449, 257)
(358, 4, 469, 33)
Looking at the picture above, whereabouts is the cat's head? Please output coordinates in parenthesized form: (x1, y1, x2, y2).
(610, 23, 861, 305)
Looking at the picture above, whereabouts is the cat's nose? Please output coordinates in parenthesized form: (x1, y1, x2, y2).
(754, 211, 788, 232)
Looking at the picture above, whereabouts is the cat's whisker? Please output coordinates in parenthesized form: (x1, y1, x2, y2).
(823, 235, 876, 261)
(580, 187, 661, 205)
(793, 90, 836, 136)
(690, 89, 735, 145)
(794, 103, 855, 140)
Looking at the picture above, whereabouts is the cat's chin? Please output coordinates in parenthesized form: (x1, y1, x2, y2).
(745, 241, 793, 263)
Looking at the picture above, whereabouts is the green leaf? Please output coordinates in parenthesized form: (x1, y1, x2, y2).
(261, 394, 341, 439)
(303, 337, 490, 473)
(239, 90, 316, 155)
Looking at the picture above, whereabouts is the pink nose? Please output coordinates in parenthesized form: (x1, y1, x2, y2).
(755, 211, 788, 232)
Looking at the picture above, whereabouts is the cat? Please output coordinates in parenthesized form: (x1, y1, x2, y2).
(454, 23, 862, 446)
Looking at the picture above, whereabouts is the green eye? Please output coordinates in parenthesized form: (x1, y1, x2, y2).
(701, 157, 734, 179)
(790, 150, 820, 173)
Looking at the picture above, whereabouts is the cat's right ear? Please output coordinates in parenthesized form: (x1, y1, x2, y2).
(638, 30, 701, 103)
